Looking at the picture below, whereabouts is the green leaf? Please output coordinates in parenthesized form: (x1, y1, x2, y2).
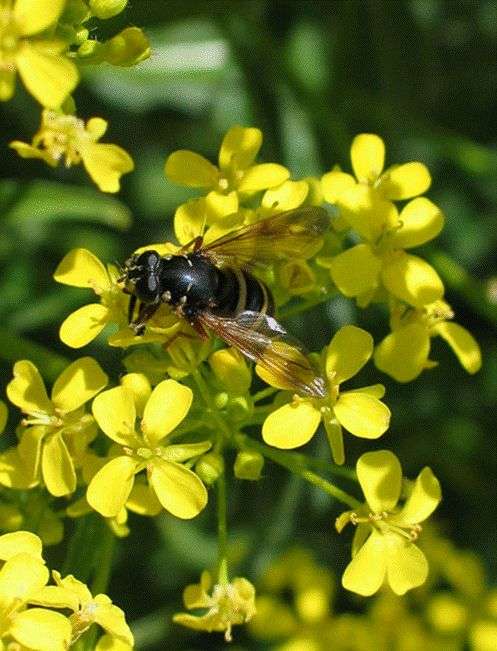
(2, 180, 132, 231)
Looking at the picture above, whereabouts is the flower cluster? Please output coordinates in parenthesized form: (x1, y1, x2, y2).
(0, 125, 484, 645)
(0, 530, 132, 650)
(2, 0, 150, 191)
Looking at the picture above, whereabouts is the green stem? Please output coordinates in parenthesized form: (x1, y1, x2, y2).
(252, 386, 279, 403)
(217, 470, 229, 585)
(235, 433, 361, 509)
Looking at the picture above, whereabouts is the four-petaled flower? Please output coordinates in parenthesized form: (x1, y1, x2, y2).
(261, 325, 391, 464)
(173, 570, 256, 642)
(165, 125, 290, 221)
(0, 0, 78, 107)
(10, 110, 134, 193)
(87, 376, 210, 519)
(322, 134, 444, 308)
(0, 358, 107, 496)
(374, 299, 482, 382)
(30, 570, 133, 647)
(337, 450, 441, 596)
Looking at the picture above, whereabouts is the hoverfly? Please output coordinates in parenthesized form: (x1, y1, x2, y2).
(121, 207, 329, 398)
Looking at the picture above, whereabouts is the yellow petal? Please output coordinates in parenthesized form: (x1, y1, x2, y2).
(120, 373, 152, 417)
(9, 608, 71, 651)
(382, 252, 444, 307)
(0, 531, 43, 561)
(16, 43, 78, 109)
(94, 601, 134, 646)
(92, 387, 137, 446)
(353, 384, 386, 399)
(141, 380, 192, 446)
(325, 325, 373, 384)
(262, 401, 321, 449)
(14, 0, 65, 35)
(385, 535, 428, 595)
(165, 150, 219, 188)
(342, 530, 386, 596)
(209, 348, 251, 394)
(0, 447, 38, 489)
(237, 163, 290, 193)
(87, 456, 138, 518)
(29, 585, 79, 611)
(205, 190, 238, 220)
(0, 553, 48, 605)
(350, 133, 385, 183)
(262, 180, 309, 212)
(329, 244, 381, 297)
(174, 198, 206, 245)
(18, 425, 45, 482)
(356, 450, 401, 513)
(433, 321, 482, 374)
(0, 68, 16, 101)
(86, 117, 108, 139)
(52, 357, 108, 413)
(379, 162, 431, 200)
(7, 360, 52, 415)
(323, 416, 345, 465)
(82, 143, 134, 193)
(396, 467, 441, 525)
(334, 391, 390, 440)
(126, 482, 162, 516)
(321, 169, 356, 203)
(392, 197, 444, 249)
(54, 248, 109, 290)
(149, 459, 207, 519)
(42, 433, 76, 496)
(218, 125, 262, 171)
(374, 323, 430, 382)
(9, 140, 57, 166)
(59, 304, 110, 348)
(337, 185, 398, 241)
(96, 633, 134, 650)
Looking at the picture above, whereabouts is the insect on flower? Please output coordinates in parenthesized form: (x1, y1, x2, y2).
(120, 207, 330, 398)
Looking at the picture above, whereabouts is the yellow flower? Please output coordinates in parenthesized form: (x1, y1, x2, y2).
(0, 357, 107, 496)
(54, 247, 178, 348)
(328, 194, 445, 308)
(374, 300, 482, 382)
(0, 0, 78, 107)
(30, 570, 133, 646)
(260, 326, 390, 464)
(87, 377, 210, 519)
(322, 133, 431, 204)
(0, 531, 71, 651)
(165, 125, 290, 220)
(337, 450, 441, 596)
(10, 110, 134, 192)
(173, 570, 256, 642)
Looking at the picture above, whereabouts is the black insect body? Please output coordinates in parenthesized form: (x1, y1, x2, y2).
(121, 207, 330, 398)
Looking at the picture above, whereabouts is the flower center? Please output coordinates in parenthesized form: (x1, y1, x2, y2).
(350, 510, 422, 541)
(34, 111, 91, 167)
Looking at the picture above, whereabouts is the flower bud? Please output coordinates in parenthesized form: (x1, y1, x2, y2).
(77, 39, 106, 64)
(195, 453, 224, 485)
(234, 450, 264, 481)
(103, 27, 151, 66)
(209, 348, 251, 394)
(89, 0, 128, 19)
(279, 260, 316, 295)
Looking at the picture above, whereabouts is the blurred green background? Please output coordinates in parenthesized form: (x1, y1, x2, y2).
(0, 1, 496, 648)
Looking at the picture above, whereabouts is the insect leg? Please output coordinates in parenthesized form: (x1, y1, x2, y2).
(127, 294, 137, 324)
(130, 302, 160, 335)
(178, 235, 204, 254)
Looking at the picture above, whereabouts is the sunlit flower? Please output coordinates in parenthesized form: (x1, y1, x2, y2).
(173, 570, 256, 641)
(328, 194, 445, 308)
(374, 299, 482, 382)
(0, 0, 78, 107)
(10, 110, 134, 192)
(337, 450, 441, 596)
(0, 358, 107, 496)
(30, 570, 133, 646)
(260, 326, 390, 464)
(322, 133, 431, 204)
(0, 531, 72, 651)
(165, 125, 290, 221)
(87, 376, 210, 519)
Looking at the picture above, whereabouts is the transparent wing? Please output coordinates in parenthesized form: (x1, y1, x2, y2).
(201, 207, 330, 268)
(199, 310, 326, 398)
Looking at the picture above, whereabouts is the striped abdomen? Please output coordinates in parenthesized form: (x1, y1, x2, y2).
(214, 268, 274, 318)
